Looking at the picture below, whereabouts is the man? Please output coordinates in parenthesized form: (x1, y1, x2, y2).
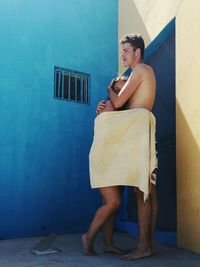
(106, 34, 158, 260)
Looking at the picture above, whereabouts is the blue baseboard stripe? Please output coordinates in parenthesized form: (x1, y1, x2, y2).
(115, 220, 177, 247)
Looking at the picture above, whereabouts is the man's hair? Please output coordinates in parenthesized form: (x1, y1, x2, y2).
(120, 34, 145, 59)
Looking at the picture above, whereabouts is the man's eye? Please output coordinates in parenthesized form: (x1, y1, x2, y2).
(121, 50, 128, 54)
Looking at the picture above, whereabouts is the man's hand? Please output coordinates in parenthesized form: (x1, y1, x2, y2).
(96, 100, 106, 115)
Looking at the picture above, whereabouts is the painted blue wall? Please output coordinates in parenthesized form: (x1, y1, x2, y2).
(0, 0, 118, 238)
(150, 33, 176, 231)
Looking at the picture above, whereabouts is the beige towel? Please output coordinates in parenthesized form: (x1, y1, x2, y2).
(89, 108, 157, 201)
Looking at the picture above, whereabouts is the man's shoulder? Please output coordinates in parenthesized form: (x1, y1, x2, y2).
(133, 64, 155, 80)
(135, 63, 153, 73)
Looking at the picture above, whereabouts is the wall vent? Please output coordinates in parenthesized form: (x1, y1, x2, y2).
(54, 66, 90, 104)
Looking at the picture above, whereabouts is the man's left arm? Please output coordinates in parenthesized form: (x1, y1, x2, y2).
(108, 68, 142, 109)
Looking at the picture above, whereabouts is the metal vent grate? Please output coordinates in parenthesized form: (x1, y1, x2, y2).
(54, 66, 90, 104)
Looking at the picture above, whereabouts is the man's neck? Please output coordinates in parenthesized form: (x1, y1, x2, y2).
(131, 59, 144, 69)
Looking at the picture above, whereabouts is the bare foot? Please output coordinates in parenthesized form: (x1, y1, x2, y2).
(104, 245, 124, 255)
(120, 248, 153, 261)
(82, 234, 97, 256)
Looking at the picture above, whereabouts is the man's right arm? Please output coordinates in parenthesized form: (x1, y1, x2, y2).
(108, 67, 142, 109)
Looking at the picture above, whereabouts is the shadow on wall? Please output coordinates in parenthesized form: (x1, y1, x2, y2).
(118, 0, 151, 74)
(121, 0, 151, 42)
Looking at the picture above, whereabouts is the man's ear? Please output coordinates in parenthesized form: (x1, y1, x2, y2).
(135, 48, 141, 58)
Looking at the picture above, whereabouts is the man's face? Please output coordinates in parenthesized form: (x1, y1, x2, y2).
(113, 80, 126, 95)
(121, 42, 136, 68)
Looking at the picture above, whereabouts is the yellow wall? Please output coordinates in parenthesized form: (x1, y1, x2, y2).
(176, 0, 200, 254)
(119, 0, 200, 253)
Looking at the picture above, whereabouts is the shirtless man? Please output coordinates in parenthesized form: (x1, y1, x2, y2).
(106, 34, 158, 261)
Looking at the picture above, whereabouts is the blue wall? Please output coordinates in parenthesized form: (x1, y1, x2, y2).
(150, 33, 176, 231)
(0, 0, 118, 238)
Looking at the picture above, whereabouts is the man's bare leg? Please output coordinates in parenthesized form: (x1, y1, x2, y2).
(82, 186, 121, 256)
(149, 184, 158, 253)
(121, 187, 153, 260)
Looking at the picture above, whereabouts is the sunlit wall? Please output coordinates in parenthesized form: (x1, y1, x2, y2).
(176, 0, 200, 254)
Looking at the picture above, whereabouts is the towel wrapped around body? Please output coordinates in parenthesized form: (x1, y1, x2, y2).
(89, 108, 157, 201)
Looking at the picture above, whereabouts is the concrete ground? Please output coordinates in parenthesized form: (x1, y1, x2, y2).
(0, 232, 199, 267)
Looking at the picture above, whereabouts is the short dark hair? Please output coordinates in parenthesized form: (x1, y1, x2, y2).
(120, 34, 145, 59)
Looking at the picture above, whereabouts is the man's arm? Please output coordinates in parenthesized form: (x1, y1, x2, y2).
(108, 67, 142, 109)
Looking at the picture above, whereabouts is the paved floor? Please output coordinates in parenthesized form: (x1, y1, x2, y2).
(0, 232, 199, 267)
